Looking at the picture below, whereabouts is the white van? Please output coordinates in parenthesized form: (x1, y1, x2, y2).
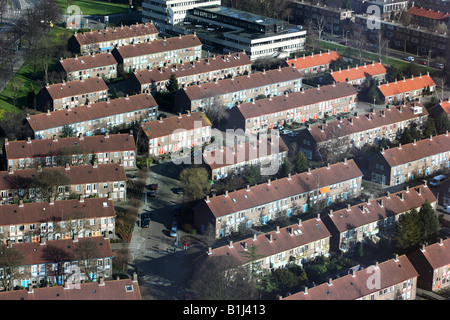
(429, 175, 446, 186)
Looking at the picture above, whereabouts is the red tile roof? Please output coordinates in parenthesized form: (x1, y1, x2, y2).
(5, 133, 136, 160)
(408, 6, 450, 21)
(0, 278, 142, 300)
(73, 22, 158, 46)
(283, 255, 418, 300)
(328, 62, 387, 83)
(196, 160, 362, 219)
(325, 184, 436, 233)
(441, 99, 450, 114)
(409, 238, 450, 270)
(377, 133, 450, 167)
(286, 50, 341, 70)
(208, 217, 331, 267)
(27, 93, 158, 132)
(59, 52, 118, 73)
(377, 74, 436, 98)
(0, 197, 115, 227)
(142, 112, 211, 140)
(43, 77, 108, 100)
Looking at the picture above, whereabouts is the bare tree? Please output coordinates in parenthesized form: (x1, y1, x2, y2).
(74, 238, 101, 282)
(313, 14, 326, 42)
(349, 24, 368, 65)
(0, 244, 24, 291)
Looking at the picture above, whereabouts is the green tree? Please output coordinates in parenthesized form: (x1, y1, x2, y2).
(394, 208, 422, 254)
(166, 73, 179, 95)
(419, 200, 439, 244)
(243, 165, 261, 185)
(423, 119, 437, 138)
(240, 244, 264, 274)
(279, 158, 291, 178)
(435, 112, 450, 134)
(271, 268, 298, 295)
(61, 125, 75, 138)
(292, 151, 309, 173)
(179, 167, 211, 201)
(400, 127, 413, 144)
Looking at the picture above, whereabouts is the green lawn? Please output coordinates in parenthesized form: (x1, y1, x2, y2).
(57, 0, 130, 16)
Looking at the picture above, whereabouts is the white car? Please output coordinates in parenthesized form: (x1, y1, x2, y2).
(404, 56, 415, 62)
(281, 129, 293, 135)
(442, 206, 450, 214)
(429, 174, 446, 187)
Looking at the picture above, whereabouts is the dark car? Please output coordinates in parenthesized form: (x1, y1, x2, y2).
(140, 213, 151, 228)
(149, 184, 158, 190)
(149, 190, 157, 197)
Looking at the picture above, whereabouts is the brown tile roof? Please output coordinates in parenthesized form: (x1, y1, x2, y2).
(73, 22, 158, 46)
(328, 62, 387, 82)
(304, 103, 429, 143)
(5, 133, 136, 160)
(283, 255, 418, 300)
(378, 74, 436, 98)
(59, 52, 118, 73)
(203, 136, 289, 170)
(115, 34, 202, 59)
(286, 50, 341, 70)
(408, 238, 450, 270)
(142, 112, 211, 139)
(408, 6, 450, 21)
(377, 132, 450, 167)
(9, 237, 113, 266)
(132, 51, 251, 85)
(0, 278, 142, 300)
(325, 184, 436, 233)
(0, 163, 126, 191)
(27, 93, 158, 132)
(180, 67, 303, 101)
(208, 217, 331, 267)
(231, 82, 357, 120)
(196, 160, 363, 218)
(43, 77, 108, 100)
(0, 197, 115, 227)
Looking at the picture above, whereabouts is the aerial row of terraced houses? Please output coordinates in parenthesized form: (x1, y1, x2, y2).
(0, 17, 448, 300)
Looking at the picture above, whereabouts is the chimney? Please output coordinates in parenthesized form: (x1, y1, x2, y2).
(421, 244, 426, 252)
(386, 191, 390, 199)
(73, 234, 79, 242)
(228, 240, 233, 248)
(276, 226, 280, 233)
(99, 277, 105, 286)
(298, 218, 302, 226)
(268, 233, 273, 243)
(329, 209, 333, 217)
(303, 286, 308, 294)
(207, 247, 212, 255)
(133, 272, 138, 282)
(328, 278, 333, 286)
(19, 199, 24, 207)
(394, 254, 399, 262)
(79, 194, 84, 202)
(253, 233, 257, 241)
(49, 197, 54, 205)
(225, 190, 228, 197)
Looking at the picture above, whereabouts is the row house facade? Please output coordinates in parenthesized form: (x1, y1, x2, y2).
(0, 163, 127, 204)
(298, 103, 429, 161)
(408, 238, 450, 292)
(203, 136, 289, 181)
(1, 237, 114, 290)
(68, 22, 159, 54)
(26, 93, 158, 140)
(126, 51, 252, 94)
(0, 197, 116, 244)
(284, 50, 341, 77)
(112, 34, 203, 72)
(322, 62, 387, 86)
(143, 112, 212, 157)
(407, 6, 450, 30)
(37, 77, 109, 112)
(223, 82, 358, 135)
(368, 132, 450, 186)
(283, 255, 418, 300)
(323, 184, 437, 253)
(57, 52, 118, 81)
(205, 216, 332, 271)
(377, 74, 437, 105)
(3, 133, 136, 171)
(194, 159, 363, 238)
(174, 66, 303, 112)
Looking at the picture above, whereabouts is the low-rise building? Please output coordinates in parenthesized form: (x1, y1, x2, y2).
(205, 216, 331, 271)
(377, 74, 437, 105)
(194, 159, 363, 238)
(126, 51, 252, 94)
(27, 93, 158, 140)
(323, 184, 437, 253)
(407, 238, 450, 292)
(223, 82, 357, 135)
(282, 255, 418, 300)
(407, 6, 450, 30)
(203, 136, 289, 181)
(0, 197, 116, 244)
(0, 163, 127, 203)
(68, 22, 159, 54)
(174, 66, 303, 112)
(298, 103, 429, 161)
(37, 77, 109, 112)
(57, 52, 118, 81)
(0, 237, 114, 290)
(112, 34, 203, 73)
(142, 112, 212, 157)
(322, 62, 387, 86)
(284, 50, 341, 77)
(427, 98, 450, 119)
(4, 133, 136, 171)
(368, 132, 450, 186)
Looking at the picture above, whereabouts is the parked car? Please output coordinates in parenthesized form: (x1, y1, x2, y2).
(429, 174, 446, 186)
(170, 225, 178, 237)
(442, 205, 450, 214)
(404, 56, 415, 61)
(149, 184, 158, 190)
(149, 190, 157, 197)
(418, 60, 427, 65)
(140, 213, 151, 228)
(281, 129, 293, 135)
(434, 63, 444, 70)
